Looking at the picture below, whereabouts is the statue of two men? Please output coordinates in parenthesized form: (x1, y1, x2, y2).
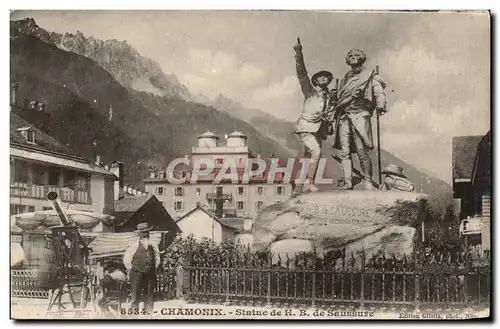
(293, 39, 387, 191)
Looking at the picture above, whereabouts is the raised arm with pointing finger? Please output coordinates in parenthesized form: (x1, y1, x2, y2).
(292, 38, 335, 195)
(294, 38, 315, 98)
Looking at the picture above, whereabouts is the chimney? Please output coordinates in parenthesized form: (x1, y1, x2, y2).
(95, 155, 101, 165)
(10, 83, 19, 107)
(109, 161, 125, 200)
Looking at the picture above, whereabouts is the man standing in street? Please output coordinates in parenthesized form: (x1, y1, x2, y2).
(123, 222, 161, 313)
(293, 38, 336, 194)
(332, 49, 387, 190)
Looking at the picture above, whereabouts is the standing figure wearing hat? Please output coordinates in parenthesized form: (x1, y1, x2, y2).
(332, 49, 387, 190)
(379, 164, 415, 192)
(292, 38, 336, 194)
(123, 222, 161, 312)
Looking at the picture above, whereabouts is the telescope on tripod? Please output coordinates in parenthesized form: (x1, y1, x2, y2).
(45, 191, 93, 316)
(46, 191, 76, 226)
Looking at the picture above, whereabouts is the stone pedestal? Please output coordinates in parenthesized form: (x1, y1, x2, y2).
(252, 190, 426, 260)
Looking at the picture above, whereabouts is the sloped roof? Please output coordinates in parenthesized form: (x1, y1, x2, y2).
(471, 131, 491, 187)
(175, 205, 239, 231)
(10, 113, 115, 177)
(114, 195, 152, 213)
(452, 135, 483, 180)
(10, 112, 84, 161)
(88, 231, 163, 259)
(198, 131, 219, 139)
(227, 131, 247, 138)
(217, 217, 245, 232)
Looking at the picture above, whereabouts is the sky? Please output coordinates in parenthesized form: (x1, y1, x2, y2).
(10, 10, 491, 183)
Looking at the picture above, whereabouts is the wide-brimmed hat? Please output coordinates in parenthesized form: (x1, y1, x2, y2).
(381, 164, 407, 178)
(135, 222, 153, 234)
(311, 70, 334, 86)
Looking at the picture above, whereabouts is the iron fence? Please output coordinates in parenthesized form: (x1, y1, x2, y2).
(11, 268, 177, 301)
(182, 249, 490, 311)
(11, 270, 50, 298)
(156, 269, 177, 300)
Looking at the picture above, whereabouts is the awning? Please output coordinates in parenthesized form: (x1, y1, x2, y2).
(88, 231, 165, 259)
(13, 209, 114, 231)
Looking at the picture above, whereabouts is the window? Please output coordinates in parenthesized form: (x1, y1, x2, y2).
(10, 204, 26, 215)
(238, 186, 245, 196)
(32, 163, 46, 185)
(156, 187, 164, 195)
(174, 201, 183, 211)
(276, 186, 284, 195)
(175, 187, 184, 196)
(48, 167, 60, 186)
(14, 161, 29, 183)
(42, 207, 52, 211)
(208, 199, 213, 206)
(28, 206, 35, 212)
(63, 170, 77, 189)
(196, 188, 201, 196)
(77, 174, 90, 190)
(174, 171, 187, 179)
(256, 201, 264, 210)
(257, 186, 263, 195)
(215, 158, 224, 165)
(237, 201, 245, 210)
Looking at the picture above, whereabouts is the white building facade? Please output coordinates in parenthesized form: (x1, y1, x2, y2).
(10, 113, 117, 216)
(175, 207, 236, 244)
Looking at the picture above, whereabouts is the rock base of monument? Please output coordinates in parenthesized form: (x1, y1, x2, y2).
(252, 190, 426, 266)
(270, 226, 416, 267)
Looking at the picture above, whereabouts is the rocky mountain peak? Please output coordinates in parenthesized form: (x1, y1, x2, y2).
(10, 18, 193, 102)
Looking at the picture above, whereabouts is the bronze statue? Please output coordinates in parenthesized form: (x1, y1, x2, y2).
(292, 38, 336, 194)
(330, 49, 387, 190)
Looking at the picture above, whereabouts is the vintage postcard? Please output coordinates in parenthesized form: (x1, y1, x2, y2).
(9, 10, 491, 320)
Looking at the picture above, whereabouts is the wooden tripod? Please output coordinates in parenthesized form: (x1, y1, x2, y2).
(46, 226, 93, 317)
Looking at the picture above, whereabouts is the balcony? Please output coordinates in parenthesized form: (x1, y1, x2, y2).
(10, 183, 91, 204)
(206, 193, 233, 200)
